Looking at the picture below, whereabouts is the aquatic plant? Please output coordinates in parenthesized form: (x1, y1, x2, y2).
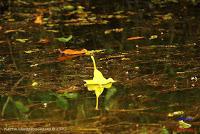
(84, 56, 115, 110)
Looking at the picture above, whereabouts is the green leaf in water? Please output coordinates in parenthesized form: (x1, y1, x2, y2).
(63, 5, 75, 10)
(167, 111, 184, 117)
(47, 29, 59, 32)
(15, 101, 29, 113)
(16, 38, 29, 43)
(55, 35, 73, 43)
(56, 96, 69, 110)
(24, 48, 40, 54)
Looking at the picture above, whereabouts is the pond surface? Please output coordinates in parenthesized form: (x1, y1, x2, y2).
(0, 0, 200, 133)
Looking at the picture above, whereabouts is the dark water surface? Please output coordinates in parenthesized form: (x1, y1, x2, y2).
(0, 0, 200, 133)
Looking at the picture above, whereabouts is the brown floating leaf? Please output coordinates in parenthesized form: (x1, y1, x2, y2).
(0, 41, 6, 44)
(59, 49, 87, 55)
(37, 38, 50, 44)
(34, 14, 43, 25)
(4, 29, 25, 34)
(104, 28, 124, 34)
(57, 55, 79, 62)
(127, 36, 144, 40)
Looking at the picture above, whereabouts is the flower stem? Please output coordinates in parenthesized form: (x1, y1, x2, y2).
(95, 96, 99, 110)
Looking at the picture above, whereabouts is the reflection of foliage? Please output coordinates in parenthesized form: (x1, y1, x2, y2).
(1, 96, 29, 119)
(151, 0, 200, 5)
(151, 0, 178, 4)
(104, 86, 117, 110)
(31, 91, 79, 110)
(14, 100, 30, 119)
(1, 91, 79, 119)
(55, 92, 79, 110)
(56, 95, 69, 110)
(15, 101, 29, 113)
(0, 0, 10, 14)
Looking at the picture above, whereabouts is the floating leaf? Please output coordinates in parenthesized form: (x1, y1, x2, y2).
(104, 29, 113, 34)
(0, 41, 6, 44)
(0, 56, 5, 62)
(16, 38, 29, 43)
(15, 101, 29, 113)
(85, 49, 104, 55)
(57, 49, 104, 61)
(59, 49, 87, 55)
(30, 64, 38, 67)
(32, 82, 38, 87)
(34, 14, 43, 25)
(127, 36, 144, 40)
(57, 55, 79, 62)
(84, 56, 115, 110)
(55, 35, 73, 43)
(63, 5, 75, 10)
(168, 111, 184, 117)
(24, 49, 40, 54)
(57, 48, 87, 61)
(4, 29, 25, 34)
(47, 30, 59, 33)
(104, 28, 123, 34)
(178, 120, 191, 129)
(47, 23, 56, 27)
(37, 38, 49, 44)
(149, 35, 158, 40)
(162, 13, 173, 20)
(8, 19, 15, 22)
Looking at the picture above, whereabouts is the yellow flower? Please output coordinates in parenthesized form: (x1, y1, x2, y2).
(84, 56, 115, 110)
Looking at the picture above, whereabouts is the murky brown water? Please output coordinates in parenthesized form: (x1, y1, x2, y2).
(0, 0, 200, 133)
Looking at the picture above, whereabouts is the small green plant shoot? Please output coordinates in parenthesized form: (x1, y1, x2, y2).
(84, 56, 115, 110)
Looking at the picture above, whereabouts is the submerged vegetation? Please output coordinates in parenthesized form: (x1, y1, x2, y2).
(0, 0, 200, 133)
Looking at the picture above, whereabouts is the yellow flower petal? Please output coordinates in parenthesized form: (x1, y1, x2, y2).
(84, 56, 115, 110)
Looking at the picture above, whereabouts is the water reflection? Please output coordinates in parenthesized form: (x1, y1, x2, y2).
(0, 0, 200, 133)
